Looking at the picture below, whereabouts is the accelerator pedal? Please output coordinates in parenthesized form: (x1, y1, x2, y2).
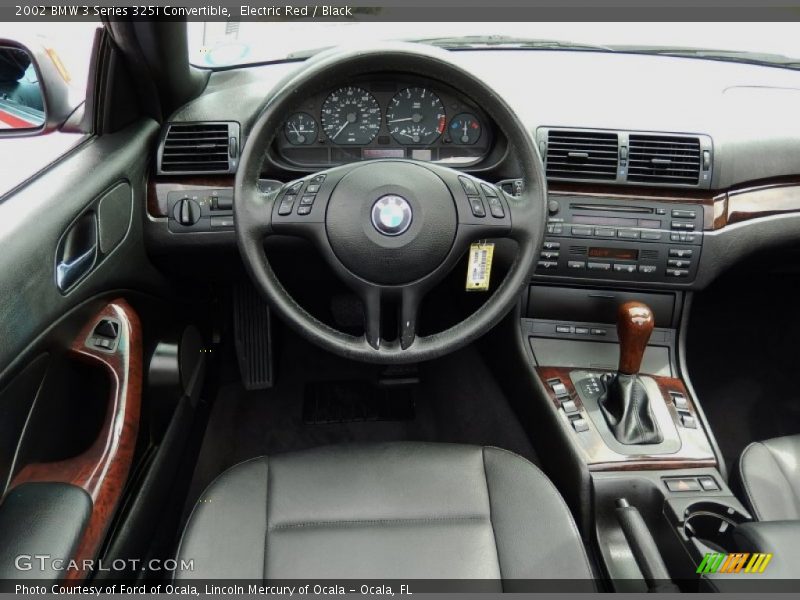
(233, 283, 274, 390)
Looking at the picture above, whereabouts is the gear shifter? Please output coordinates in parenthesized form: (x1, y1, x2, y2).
(598, 302, 664, 445)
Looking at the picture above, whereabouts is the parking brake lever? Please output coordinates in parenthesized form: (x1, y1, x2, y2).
(615, 498, 680, 593)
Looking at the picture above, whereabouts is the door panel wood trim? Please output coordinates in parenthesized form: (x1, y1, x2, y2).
(9, 299, 142, 580)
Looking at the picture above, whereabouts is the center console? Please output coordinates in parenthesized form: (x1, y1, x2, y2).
(517, 282, 755, 590)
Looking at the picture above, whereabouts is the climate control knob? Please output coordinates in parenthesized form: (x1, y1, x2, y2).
(175, 197, 201, 226)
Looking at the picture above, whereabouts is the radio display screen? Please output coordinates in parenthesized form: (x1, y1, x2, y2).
(588, 247, 639, 260)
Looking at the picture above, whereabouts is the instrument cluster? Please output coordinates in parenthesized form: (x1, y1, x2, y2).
(273, 76, 494, 169)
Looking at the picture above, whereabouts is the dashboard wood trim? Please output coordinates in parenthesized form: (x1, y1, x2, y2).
(9, 299, 142, 581)
(147, 175, 800, 232)
(148, 175, 234, 217)
(536, 366, 716, 472)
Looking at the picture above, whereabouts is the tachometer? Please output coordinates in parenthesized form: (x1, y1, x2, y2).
(386, 87, 446, 145)
(320, 86, 381, 145)
(284, 112, 318, 145)
(449, 113, 482, 145)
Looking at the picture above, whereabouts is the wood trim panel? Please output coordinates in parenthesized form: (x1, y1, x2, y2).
(148, 175, 234, 217)
(10, 299, 142, 580)
(536, 366, 716, 472)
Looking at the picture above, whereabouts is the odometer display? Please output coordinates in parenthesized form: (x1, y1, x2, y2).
(321, 86, 381, 145)
(386, 87, 446, 145)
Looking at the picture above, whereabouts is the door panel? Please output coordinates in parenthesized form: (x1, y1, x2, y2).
(0, 118, 162, 579)
(0, 119, 162, 380)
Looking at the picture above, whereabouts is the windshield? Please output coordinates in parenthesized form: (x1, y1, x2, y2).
(188, 22, 800, 70)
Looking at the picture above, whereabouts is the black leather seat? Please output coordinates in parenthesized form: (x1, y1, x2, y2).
(176, 442, 592, 580)
(737, 434, 800, 520)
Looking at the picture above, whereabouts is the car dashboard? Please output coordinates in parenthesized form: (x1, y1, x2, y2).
(147, 48, 800, 294)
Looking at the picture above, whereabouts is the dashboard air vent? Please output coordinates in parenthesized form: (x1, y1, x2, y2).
(158, 122, 240, 175)
(627, 134, 701, 185)
(546, 130, 619, 181)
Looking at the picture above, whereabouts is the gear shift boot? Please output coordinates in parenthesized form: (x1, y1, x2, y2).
(598, 301, 664, 446)
(599, 372, 663, 445)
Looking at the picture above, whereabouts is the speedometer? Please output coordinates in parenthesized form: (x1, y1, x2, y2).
(386, 87, 446, 145)
(320, 86, 381, 145)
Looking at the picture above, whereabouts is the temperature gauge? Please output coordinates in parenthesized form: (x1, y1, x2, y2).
(284, 112, 318, 145)
(449, 113, 482, 145)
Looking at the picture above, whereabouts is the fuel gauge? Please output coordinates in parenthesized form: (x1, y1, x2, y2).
(285, 112, 318, 145)
(449, 113, 482, 145)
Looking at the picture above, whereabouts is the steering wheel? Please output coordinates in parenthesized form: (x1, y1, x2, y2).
(235, 43, 546, 364)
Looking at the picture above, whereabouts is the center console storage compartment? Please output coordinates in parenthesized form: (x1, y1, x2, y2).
(527, 286, 677, 327)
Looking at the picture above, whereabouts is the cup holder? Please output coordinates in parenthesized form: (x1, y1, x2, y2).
(683, 501, 750, 554)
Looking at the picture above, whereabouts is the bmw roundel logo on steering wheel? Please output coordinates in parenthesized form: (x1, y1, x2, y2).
(371, 195, 413, 236)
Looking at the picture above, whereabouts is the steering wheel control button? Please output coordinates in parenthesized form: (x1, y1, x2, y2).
(469, 197, 486, 217)
(310, 174, 326, 184)
(459, 176, 479, 196)
(300, 195, 316, 206)
(486, 196, 505, 218)
(278, 195, 296, 216)
(297, 205, 312, 215)
(287, 181, 304, 194)
(481, 183, 499, 197)
(306, 183, 321, 194)
(371, 195, 413, 236)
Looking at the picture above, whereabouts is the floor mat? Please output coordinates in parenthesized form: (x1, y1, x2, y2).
(303, 379, 416, 423)
(183, 331, 538, 517)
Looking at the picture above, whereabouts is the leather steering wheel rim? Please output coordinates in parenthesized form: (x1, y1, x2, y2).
(234, 43, 546, 364)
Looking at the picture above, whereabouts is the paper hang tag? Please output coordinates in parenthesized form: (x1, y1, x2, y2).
(466, 242, 495, 292)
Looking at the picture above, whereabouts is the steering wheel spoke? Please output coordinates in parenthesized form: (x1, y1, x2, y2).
(360, 284, 423, 351)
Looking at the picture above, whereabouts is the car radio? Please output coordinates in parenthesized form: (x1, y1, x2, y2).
(498, 182, 703, 283)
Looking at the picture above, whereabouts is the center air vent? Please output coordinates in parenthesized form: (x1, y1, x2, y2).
(158, 122, 240, 175)
(545, 130, 619, 182)
(627, 134, 701, 185)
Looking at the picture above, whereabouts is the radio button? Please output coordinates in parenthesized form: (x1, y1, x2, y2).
(587, 262, 611, 271)
(546, 224, 564, 234)
(639, 264, 657, 274)
(655, 208, 667, 215)
(571, 226, 592, 236)
(671, 222, 696, 231)
(641, 231, 663, 241)
(590, 328, 607, 336)
(540, 251, 560, 260)
(613, 263, 637, 274)
(567, 260, 586, 270)
(669, 248, 693, 258)
(617, 229, 640, 239)
(666, 268, 690, 278)
(543, 241, 561, 250)
(672, 209, 697, 219)
(594, 227, 616, 237)
(537, 260, 558, 270)
(668, 259, 691, 268)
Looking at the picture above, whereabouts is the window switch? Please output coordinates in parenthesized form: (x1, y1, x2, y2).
(570, 416, 589, 433)
(94, 319, 119, 340)
(561, 399, 578, 414)
(550, 381, 569, 397)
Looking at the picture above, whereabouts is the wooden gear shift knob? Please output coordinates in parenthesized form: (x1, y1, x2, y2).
(616, 301, 654, 375)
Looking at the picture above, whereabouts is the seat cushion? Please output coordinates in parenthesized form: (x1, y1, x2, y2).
(737, 434, 800, 521)
(176, 442, 592, 581)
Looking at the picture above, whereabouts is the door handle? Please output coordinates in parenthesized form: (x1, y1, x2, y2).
(56, 211, 98, 293)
